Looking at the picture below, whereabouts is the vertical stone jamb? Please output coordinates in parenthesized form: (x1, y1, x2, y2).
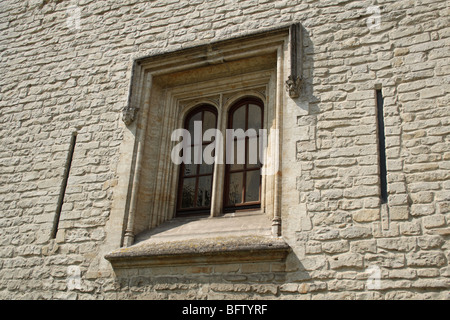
(272, 46, 284, 237)
(123, 73, 153, 247)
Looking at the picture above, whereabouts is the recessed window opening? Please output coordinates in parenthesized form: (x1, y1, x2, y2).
(176, 105, 218, 216)
(224, 98, 264, 213)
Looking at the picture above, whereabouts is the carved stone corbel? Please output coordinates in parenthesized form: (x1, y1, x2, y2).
(285, 75, 302, 99)
(285, 23, 303, 99)
(122, 106, 139, 125)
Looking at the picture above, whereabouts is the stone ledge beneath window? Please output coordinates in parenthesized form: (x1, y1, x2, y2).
(104, 235, 290, 268)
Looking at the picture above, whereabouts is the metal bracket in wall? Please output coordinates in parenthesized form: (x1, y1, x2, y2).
(285, 23, 303, 99)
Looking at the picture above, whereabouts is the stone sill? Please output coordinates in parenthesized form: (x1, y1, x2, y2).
(105, 213, 290, 268)
(105, 235, 290, 268)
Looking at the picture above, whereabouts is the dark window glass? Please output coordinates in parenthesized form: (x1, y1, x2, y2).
(177, 105, 217, 216)
(224, 98, 263, 212)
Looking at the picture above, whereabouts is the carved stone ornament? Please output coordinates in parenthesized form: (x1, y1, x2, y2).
(285, 75, 302, 99)
(122, 106, 138, 125)
(286, 23, 303, 99)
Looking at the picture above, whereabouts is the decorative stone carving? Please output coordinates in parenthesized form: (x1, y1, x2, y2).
(122, 106, 138, 125)
(286, 23, 303, 99)
(272, 216, 282, 237)
(123, 229, 134, 247)
(285, 75, 302, 99)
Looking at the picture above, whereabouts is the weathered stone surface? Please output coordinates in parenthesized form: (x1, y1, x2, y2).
(377, 238, 416, 252)
(406, 252, 447, 268)
(0, 0, 448, 300)
(340, 226, 372, 239)
(105, 235, 291, 267)
(329, 253, 364, 270)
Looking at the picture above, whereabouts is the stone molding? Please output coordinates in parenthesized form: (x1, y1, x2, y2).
(285, 23, 303, 99)
(105, 235, 291, 268)
(111, 24, 298, 249)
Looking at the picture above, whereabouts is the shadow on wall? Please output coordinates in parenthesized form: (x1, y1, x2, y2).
(111, 257, 311, 299)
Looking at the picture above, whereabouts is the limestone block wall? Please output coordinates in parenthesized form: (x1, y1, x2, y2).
(0, 0, 449, 299)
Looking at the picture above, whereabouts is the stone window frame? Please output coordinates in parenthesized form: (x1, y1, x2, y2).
(125, 75, 276, 241)
(101, 24, 303, 270)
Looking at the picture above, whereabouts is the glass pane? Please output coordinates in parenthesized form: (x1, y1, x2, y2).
(197, 175, 212, 208)
(232, 105, 246, 130)
(248, 104, 262, 131)
(203, 110, 216, 133)
(192, 144, 203, 166)
(183, 146, 197, 176)
(246, 137, 260, 169)
(180, 177, 196, 209)
(245, 170, 260, 203)
(184, 163, 197, 176)
(199, 145, 214, 174)
(228, 172, 243, 205)
(188, 111, 202, 141)
(229, 139, 244, 170)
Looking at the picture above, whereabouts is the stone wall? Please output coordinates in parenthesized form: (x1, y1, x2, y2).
(0, 0, 449, 299)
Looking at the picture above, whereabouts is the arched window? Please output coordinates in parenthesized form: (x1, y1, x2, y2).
(224, 98, 263, 212)
(176, 105, 217, 216)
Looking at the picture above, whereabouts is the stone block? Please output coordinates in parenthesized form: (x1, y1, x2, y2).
(322, 241, 350, 254)
(340, 226, 372, 239)
(400, 222, 422, 236)
(310, 228, 340, 241)
(366, 253, 406, 269)
(423, 215, 446, 229)
(411, 204, 436, 217)
(352, 209, 380, 222)
(329, 253, 364, 270)
(417, 235, 445, 250)
(388, 269, 417, 280)
(350, 240, 377, 254)
(389, 205, 409, 221)
(280, 283, 299, 293)
(406, 251, 447, 268)
(301, 256, 328, 271)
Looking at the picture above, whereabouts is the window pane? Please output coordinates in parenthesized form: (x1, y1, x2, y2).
(188, 111, 202, 140)
(183, 146, 197, 176)
(180, 178, 196, 209)
(199, 145, 214, 174)
(184, 163, 197, 176)
(229, 139, 244, 170)
(245, 170, 260, 202)
(232, 105, 246, 130)
(224, 100, 263, 210)
(248, 104, 262, 131)
(197, 175, 212, 208)
(228, 172, 243, 205)
(177, 106, 218, 215)
(203, 110, 216, 133)
(246, 137, 260, 169)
